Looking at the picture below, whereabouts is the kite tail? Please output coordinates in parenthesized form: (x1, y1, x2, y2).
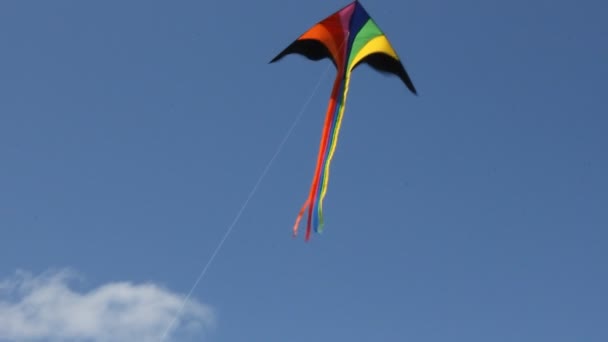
(315, 73, 352, 232)
(293, 74, 343, 241)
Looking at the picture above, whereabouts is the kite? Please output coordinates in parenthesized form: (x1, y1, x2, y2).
(270, 0, 417, 241)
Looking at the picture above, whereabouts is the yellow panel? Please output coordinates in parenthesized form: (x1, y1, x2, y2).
(349, 35, 399, 71)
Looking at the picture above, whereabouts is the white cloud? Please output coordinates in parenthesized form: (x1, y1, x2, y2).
(0, 269, 215, 342)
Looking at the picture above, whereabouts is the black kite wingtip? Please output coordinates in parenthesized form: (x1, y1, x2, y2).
(408, 83, 418, 96)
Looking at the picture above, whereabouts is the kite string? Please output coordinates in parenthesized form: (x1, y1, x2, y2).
(159, 62, 334, 341)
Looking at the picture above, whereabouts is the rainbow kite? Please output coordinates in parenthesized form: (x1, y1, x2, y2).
(270, 0, 417, 241)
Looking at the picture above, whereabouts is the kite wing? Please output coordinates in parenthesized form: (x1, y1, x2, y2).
(270, 1, 417, 241)
(269, 3, 349, 68)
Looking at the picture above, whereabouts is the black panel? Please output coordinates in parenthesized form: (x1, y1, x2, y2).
(352, 52, 417, 95)
(269, 39, 337, 68)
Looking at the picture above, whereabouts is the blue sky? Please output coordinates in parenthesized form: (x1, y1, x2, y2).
(1, 0, 607, 341)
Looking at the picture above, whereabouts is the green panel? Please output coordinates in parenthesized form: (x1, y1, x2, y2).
(347, 19, 384, 68)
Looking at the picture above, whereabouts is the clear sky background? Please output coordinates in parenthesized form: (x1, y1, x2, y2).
(1, 0, 607, 341)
